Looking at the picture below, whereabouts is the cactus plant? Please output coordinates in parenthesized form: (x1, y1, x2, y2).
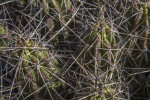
(76, 5, 121, 99)
(1, 0, 150, 100)
(14, 39, 64, 99)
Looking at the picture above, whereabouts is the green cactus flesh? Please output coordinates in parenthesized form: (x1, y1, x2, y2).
(16, 39, 63, 99)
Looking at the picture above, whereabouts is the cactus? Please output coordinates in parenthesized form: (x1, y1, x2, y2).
(15, 39, 63, 99)
(76, 5, 120, 99)
(0, 25, 6, 46)
(119, 1, 150, 99)
(1, 0, 150, 100)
